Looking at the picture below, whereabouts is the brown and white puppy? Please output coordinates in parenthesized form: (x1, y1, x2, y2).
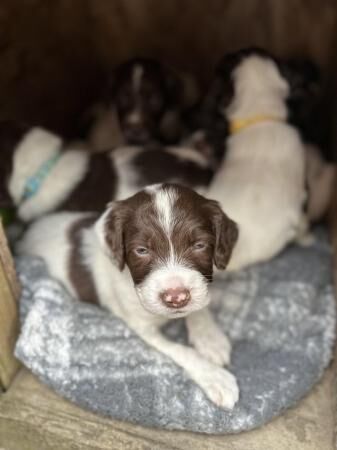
(0, 122, 213, 222)
(18, 183, 239, 409)
(83, 58, 199, 150)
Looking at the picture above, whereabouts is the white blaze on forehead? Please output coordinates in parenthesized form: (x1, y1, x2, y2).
(127, 64, 145, 125)
(132, 64, 144, 94)
(153, 187, 178, 236)
(145, 184, 179, 265)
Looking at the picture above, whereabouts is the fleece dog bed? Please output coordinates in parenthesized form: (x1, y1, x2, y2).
(14, 229, 335, 434)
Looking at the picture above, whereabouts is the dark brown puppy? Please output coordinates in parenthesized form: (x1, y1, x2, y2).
(82, 58, 199, 150)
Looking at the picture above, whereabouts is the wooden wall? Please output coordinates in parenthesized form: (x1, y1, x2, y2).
(0, 0, 336, 142)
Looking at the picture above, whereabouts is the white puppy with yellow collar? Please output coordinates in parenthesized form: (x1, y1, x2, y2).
(207, 50, 309, 271)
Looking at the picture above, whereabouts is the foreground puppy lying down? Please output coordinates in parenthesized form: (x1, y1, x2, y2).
(18, 184, 239, 408)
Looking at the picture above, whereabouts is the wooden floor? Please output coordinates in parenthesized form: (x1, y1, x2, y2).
(0, 360, 336, 450)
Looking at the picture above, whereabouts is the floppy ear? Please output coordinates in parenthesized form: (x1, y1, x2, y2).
(94, 201, 128, 270)
(212, 51, 246, 109)
(200, 54, 239, 126)
(279, 59, 321, 101)
(163, 68, 183, 105)
(178, 71, 201, 108)
(203, 76, 230, 117)
(207, 200, 238, 270)
(279, 59, 321, 133)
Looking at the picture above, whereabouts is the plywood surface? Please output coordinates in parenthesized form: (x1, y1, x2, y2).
(0, 363, 335, 450)
(0, 0, 336, 136)
(0, 222, 20, 390)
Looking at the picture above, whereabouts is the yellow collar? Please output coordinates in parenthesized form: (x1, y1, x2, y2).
(229, 115, 283, 135)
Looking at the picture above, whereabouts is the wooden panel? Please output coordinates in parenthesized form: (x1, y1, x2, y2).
(0, 365, 335, 450)
(0, 221, 20, 389)
(0, 0, 336, 136)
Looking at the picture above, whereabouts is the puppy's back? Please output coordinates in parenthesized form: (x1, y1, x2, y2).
(17, 212, 95, 298)
(209, 122, 307, 270)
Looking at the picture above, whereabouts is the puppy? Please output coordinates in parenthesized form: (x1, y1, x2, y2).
(189, 54, 322, 168)
(18, 183, 239, 408)
(206, 49, 309, 271)
(0, 122, 213, 222)
(82, 58, 199, 150)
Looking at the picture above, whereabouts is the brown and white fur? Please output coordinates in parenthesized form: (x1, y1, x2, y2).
(207, 51, 309, 271)
(0, 123, 213, 222)
(18, 184, 239, 409)
(82, 58, 199, 151)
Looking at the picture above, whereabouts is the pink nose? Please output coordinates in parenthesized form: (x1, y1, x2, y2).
(159, 288, 191, 309)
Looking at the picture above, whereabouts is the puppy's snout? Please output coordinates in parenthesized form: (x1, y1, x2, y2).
(159, 288, 191, 309)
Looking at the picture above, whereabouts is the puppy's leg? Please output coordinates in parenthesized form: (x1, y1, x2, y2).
(134, 325, 239, 409)
(186, 308, 231, 366)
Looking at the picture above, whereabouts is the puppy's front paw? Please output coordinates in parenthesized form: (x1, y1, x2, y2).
(189, 325, 231, 366)
(194, 365, 239, 409)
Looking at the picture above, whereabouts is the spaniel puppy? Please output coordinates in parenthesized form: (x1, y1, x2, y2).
(189, 53, 322, 168)
(206, 49, 310, 271)
(18, 184, 239, 409)
(0, 122, 213, 222)
(82, 58, 199, 150)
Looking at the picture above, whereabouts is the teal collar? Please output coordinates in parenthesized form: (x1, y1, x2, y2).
(21, 152, 61, 202)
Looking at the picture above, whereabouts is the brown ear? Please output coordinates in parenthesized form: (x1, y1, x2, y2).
(208, 200, 238, 270)
(94, 202, 128, 271)
(163, 68, 183, 105)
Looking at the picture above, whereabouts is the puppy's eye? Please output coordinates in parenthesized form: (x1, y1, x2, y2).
(193, 242, 207, 251)
(134, 246, 149, 256)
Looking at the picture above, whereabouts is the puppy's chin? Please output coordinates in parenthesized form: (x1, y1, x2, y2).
(135, 287, 211, 318)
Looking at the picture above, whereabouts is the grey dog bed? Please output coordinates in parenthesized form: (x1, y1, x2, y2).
(14, 229, 335, 434)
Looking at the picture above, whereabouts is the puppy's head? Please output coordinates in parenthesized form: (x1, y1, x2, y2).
(192, 49, 276, 159)
(204, 47, 321, 127)
(95, 184, 238, 317)
(106, 58, 183, 145)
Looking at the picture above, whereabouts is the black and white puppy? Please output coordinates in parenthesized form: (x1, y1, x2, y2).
(206, 49, 311, 271)
(188, 49, 322, 167)
(82, 58, 199, 150)
(18, 183, 239, 409)
(0, 122, 213, 222)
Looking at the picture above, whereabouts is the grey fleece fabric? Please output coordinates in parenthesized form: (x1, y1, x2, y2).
(14, 229, 335, 434)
